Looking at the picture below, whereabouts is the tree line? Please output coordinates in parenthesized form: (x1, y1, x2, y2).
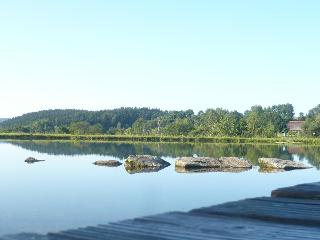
(0, 104, 319, 137)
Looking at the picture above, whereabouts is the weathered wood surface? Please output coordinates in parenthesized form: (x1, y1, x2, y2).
(44, 212, 320, 240)
(272, 182, 320, 199)
(2, 183, 320, 240)
(191, 196, 320, 227)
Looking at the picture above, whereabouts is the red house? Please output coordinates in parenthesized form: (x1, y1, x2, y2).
(287, 121, 305, 133)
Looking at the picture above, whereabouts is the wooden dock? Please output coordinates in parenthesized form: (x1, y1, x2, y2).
(2, 182, 320, 240)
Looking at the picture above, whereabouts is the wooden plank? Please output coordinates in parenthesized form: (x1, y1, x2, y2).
(190, 197, 320, 226)
(254, 196, 320, 205)
(272, 182, 320, 200)
(116, 213, 320, 239)
(47, 211, 320, 240)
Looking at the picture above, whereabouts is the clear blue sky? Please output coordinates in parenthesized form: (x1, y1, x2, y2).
(0, 1, 319, 117)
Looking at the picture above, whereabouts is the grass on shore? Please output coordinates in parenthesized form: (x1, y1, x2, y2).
(1, 132, 320, 145)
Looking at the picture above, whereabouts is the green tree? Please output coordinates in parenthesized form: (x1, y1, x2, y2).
(88, 123, 103, 134)
(195, 108, 243, 136)
(69, 121, 90, 134)
(269, 103, 294, 133)
(131, 118, 146, 134)
(54, 125, 70, 134)
(308, 104, 320, 118)
(303, 114, 320, 136)
(245, 106, 276, 137)
(298, 112, 305, 121)
(163, 118, 194, 135)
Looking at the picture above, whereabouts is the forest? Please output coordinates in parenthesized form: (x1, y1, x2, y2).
(0, 104, 319, 137)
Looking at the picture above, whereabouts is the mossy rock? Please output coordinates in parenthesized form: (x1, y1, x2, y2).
(124, 155, 170, 174)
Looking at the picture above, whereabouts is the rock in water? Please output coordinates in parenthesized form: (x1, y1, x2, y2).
(25, 157, 45, 164)
(258, 158, 311, 171)
(175, 157, 252, 169)
(124, 155, 170, 174)
(93, 160, 122, 167)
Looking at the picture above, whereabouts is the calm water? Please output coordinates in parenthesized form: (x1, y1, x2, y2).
(0, 140, 319, 235)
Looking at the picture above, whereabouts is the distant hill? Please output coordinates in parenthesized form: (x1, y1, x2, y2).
(0, 108, 168, 134)
(0, 118, 8, 123)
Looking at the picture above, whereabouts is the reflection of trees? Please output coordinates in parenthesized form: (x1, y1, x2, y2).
(294, 146, 320, 169)
(9, 141, 196, 159)
(7, 141, 320, 168)
(244, 145, 292, 165)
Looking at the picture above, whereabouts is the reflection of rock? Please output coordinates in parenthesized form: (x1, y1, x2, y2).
(25, 157, 45, 164)
(125, 167, 167, 174)
(124, 155, 170, 174)
(175, 166, 250, 173)
(258, 168, 285, 174)
(175, 157, 252, 170)
(258, 158, 311, 171)
(93, 160, 122, 167)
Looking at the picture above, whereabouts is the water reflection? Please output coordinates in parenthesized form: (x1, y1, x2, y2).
(7, 140, 320, 168)
(258, 168, 285, 174)
(175, 166, 251, 173)
(125, 166, 169, 174)
(0, 140, 319, 236)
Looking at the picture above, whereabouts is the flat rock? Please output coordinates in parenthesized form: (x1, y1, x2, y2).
(124, 155, 170, 174)
(93, 160, 122, 167)
(272, 182, 320, 199)
(175, 157, 252, 169)
(25, 157, 45, 164)
(258, 158, 310, 171)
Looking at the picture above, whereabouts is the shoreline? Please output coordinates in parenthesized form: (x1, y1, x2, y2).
(1, 133, 320, 145)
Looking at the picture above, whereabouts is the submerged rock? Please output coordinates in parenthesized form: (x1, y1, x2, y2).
(25, 157, 45, 164)
(258, 158, 311, 171)
(93, 160, 122, 167)
(175, 157, 252, 170)
(124, 155, 170, 174)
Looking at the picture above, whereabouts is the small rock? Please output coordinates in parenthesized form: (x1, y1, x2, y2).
(124, 155, 170, 174)
(175, 157, 252, 169)
(258, 158, 311, 171)
(93, 160, 122, 167)
(25, 157, 45, 164)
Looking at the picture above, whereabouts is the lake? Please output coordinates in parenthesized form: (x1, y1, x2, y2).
(0, 140, 319, 236)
